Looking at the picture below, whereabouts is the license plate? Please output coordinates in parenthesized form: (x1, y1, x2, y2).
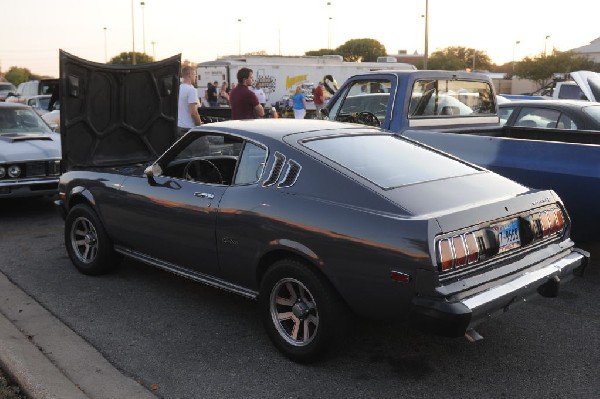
(494, 218, 521, 253)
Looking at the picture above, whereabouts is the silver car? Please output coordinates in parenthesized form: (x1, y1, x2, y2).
(0, 102, 61, 198)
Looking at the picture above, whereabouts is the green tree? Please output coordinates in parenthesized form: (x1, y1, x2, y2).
(335, 38, 387, 62)
(305, 48, 338, 57)
(515, 51, 600, 89)
(428, 46, 492, 71)
(108, 52, 154, 65)
(4, 66, 33, 86)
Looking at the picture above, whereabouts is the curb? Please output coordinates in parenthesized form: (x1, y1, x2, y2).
(0, 271, 157, 399)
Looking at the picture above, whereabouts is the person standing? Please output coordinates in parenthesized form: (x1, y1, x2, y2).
(313, 81, 324, 118)
(177, 66, 202, 138)
(253, 83, 267, 107)
(230, 68, 265, 119)
(292, 86, 307, 119)
(207, 80, 219, 107)
(219, 82, 230, 105)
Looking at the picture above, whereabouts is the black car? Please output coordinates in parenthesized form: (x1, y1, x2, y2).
(56, 118, 590, 361)
(499, 99, 600, 130)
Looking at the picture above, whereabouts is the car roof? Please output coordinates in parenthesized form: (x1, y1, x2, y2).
(188, 119, 382, 143)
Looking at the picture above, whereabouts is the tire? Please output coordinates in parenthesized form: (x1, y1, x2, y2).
(64, 204, 121, 275)
(259, 258, 348, 362)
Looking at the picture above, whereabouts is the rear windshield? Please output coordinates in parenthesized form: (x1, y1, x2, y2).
(302, 134, 479, 189)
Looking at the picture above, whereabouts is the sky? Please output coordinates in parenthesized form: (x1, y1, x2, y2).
(1, 0, 598, 78)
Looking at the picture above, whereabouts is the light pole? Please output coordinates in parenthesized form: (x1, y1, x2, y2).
(103, 27, 108, 63)
(327, 2, 332, 49)
(151, 41, 156, 60)
(423, 0, 429, 69)
(472, 49, 477, 71)
(131, 0, 136, 64)
(544, 35, 550, 56)
(512, 40, 520, 72)
(237, 19, 242, 55)
(140, 2, 146, 55)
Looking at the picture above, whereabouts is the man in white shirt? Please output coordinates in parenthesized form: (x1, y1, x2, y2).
(178, 66, 202, 138)
(252, 83, 267, 107)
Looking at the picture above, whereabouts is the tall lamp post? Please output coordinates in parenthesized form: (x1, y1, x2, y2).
(512, 40, 520, 72)
(237, 19, 242, 55)
(544, 35, 550, 56)
(151, 41, 156, 60)
(423, 0, 429, 69)
(327, 2, 332, 49)
(103, 27, 108, 63)
(131, 0, 136, 64)
(140, 2, 146, 55)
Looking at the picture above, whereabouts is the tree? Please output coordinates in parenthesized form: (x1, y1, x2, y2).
(108, 52, 154, 65)
(305, 49, 339, 57)
(334, 38, 387, 62)
(515, 50, 600, 89)
(428, 46, 492, 71)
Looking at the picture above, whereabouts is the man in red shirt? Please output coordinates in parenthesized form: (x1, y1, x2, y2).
(313, 81, 325, 118)
(230, 68, 265, 119)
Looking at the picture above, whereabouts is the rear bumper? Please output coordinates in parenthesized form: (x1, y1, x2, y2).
(410, 248, 589, 337)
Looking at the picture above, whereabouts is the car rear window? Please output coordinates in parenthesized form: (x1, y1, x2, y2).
(302, 134, 480, 189)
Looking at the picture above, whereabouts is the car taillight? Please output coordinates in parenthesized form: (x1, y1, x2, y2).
(436, 206, 566, 274)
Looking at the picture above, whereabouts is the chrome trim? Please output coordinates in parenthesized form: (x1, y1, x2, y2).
(263, 151, 286, 187)
(194, 192, 214, 199)
(0, 177, 59, 187)
(408, 116, 499, 127)
(462, 251, 587, 328)
(115, 247, 259, 299)
(277, 159, 301, 188)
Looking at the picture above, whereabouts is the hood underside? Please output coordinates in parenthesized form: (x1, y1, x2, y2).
(60, 50, 181, 170)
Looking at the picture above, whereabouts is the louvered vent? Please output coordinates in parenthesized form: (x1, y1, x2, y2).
(262, 151, 286, 187)
(278, 160, 301, 188)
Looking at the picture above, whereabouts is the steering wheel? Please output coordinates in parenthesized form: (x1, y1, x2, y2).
(184, 159, 224, 184)
(355, 111, 381, 127)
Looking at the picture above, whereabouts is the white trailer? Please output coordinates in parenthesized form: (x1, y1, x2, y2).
(195, 55, 416, 109)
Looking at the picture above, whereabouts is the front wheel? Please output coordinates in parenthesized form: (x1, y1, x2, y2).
(259, 259, 348, 362)
(64, 204, 122, 275)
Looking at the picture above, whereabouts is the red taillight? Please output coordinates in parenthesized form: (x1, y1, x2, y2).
(439, 239, 454, 271)
(452, 236, 467, 267)
(464, 233, 480, 263)
(554, 209, 565, 232)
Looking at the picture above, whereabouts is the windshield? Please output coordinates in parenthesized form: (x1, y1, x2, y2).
(302, 134, 479, 189)
(0, 83, 16, 92)
(0, 108, 52, 134)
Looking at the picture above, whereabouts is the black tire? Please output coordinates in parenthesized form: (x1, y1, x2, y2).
(64, 204, 122, 275)
(259, 258, 348, 362)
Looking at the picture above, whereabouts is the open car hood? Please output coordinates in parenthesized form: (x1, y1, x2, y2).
(570, 71, 600, 102)
(60, 50, 181, 170)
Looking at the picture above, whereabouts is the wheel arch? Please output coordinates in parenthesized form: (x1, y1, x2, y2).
(66, 186, 96, 212)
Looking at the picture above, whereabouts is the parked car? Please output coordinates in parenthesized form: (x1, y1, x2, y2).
(5, 79, 58, 104)
(499, 99, 600, 130)
(0, 102, 61, 198)
(26, 94, 52, 116)
(55, 119, 588, 362)
(0, 82, 17, 102)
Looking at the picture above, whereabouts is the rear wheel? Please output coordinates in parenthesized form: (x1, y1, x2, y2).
(259, 259, 348, 362)
(64, 204, 121, 275)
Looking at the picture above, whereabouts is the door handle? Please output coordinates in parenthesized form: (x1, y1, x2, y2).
(194, 192, 214, 199)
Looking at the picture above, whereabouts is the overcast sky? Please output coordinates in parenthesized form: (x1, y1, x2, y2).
(1, 0, 597, 77)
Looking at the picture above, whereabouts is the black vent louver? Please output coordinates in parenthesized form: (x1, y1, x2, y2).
(263, 151, 286, 187)
(278, 160, 302, 188)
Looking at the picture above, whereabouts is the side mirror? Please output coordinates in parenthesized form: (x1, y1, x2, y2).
(144, 163, 162, 186)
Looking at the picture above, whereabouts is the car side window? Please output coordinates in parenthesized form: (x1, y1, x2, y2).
(557, 114, 578, 130)
(331, 79, 391, 124)
(514, 107, 560, 128)
(499, 107, 515, 126)
(233, 142, 268, 185)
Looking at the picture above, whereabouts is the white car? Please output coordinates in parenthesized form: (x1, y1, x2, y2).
(0, 102, 61, 198)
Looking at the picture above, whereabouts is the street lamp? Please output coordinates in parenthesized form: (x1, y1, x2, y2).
(512, 40, 520, 72)
(140, 2, 146, 55)
(103, 27, 108, 63)
(131, 0, 136, 64)
(151, 41, 156, 60)
(237, 18, 242, 55)
(327, 2, 332, 49)
(544, 35, 550, 56)
(423, 0, 429, 69)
